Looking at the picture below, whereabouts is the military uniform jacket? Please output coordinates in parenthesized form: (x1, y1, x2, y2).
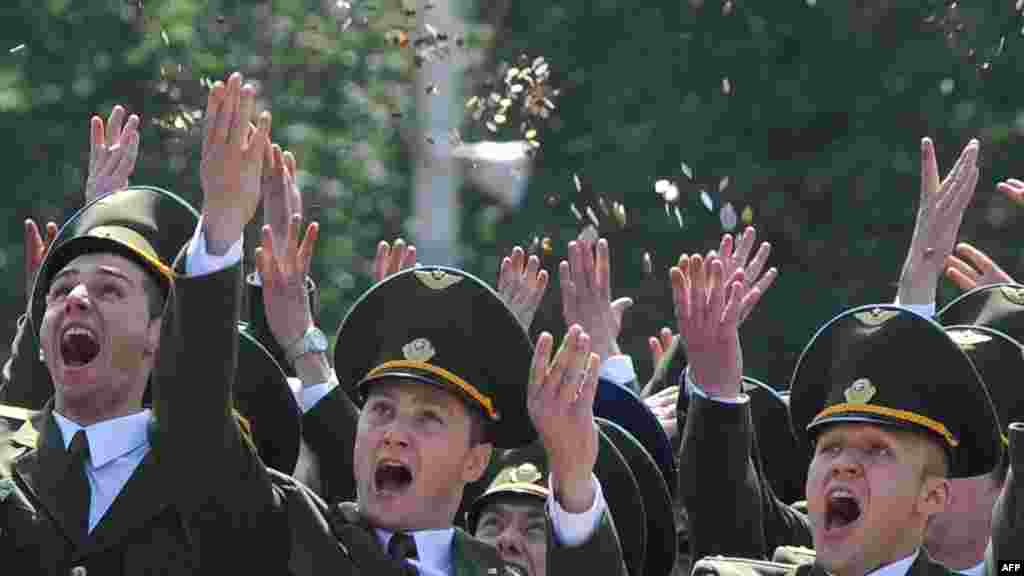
(678, 395, 1022, 575)
(692, 549, 958, 576)
(0, 259, 292, 575)
(318, 500, 627, 576)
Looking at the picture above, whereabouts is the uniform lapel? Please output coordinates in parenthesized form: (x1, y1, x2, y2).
(11, 408, 77, 545)
(81, 419, 171, 554)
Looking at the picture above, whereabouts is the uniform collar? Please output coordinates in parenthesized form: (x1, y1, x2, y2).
(53, 409, 152, 468)
(377, 527, 455, 574)
(865, 550, 920, 576)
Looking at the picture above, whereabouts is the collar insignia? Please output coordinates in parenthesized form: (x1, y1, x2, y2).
(414, 270, 463, 291)
(844, 378, 877, 404)
(402, 338, 436, 363)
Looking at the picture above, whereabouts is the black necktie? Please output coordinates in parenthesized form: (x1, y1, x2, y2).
(58, 430, 91, 540)
(387, 532, 419, 569)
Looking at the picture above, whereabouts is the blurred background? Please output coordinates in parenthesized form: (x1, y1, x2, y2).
(3, 0, 1024, 390)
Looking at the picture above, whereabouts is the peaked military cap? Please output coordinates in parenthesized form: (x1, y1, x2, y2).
(595, 378, 675, 497)
(596, 417, 676, 576)
(943, 325, 1023, 435)
(236, 324, 302, 473)
(27, 186, 301, 473)
(937, 283, 1024, 345)
(741, 377, 807, 507)
(335, 265, 535, 448)
(789, 305, 1002, 478)
(31, 186, 198, 335)
(466, 426, 648, 576)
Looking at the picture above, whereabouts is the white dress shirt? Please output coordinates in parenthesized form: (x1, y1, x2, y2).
(51, 219, 242, 532)
(373, 473, 607, 575)
(52, 410, 152, 532)
(866, 550, 919, 576)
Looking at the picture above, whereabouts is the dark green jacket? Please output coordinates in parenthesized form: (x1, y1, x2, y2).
(0, 258, 290, 574)
(679, 395, 1023, 576)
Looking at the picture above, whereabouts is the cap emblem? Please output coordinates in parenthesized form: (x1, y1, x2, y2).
(496, 462, 543, 487)
(1000, 285, 1024, 306)
(844, 378, 877, 404)
(415, 270, 463, 291)
(402, 338, 436, 363)
(948, 329, 992, 351)
(854, 308, 900, 327)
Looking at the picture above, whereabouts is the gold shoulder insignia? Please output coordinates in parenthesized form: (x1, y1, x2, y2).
(414, 270, 463, 291)
(854, 308, 900, 327)
(1000, 285, 1024, 306)
(402, 338, 436, 363)
(844, 378, 877, 404)
(947, 329, 992, 351)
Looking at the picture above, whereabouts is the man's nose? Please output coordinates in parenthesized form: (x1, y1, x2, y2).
(65, 284, 90, 311)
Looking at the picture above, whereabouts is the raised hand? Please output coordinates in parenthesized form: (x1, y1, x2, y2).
(559, 237, 633, 363)
(85, 105, 140, 204)
(648, 327, 675, 368)
(255, 212, 320, 358)
(671, 254, 762, 398)
(998, 178, 1024, 206)
(200, 72, 271, 255)
(944, 242, 1014, 291)
(714, 227, 778, 324)
(372, 239, 417, 283)
(497, 246, 549, 331)
(262, 144, 302, 262)
(24, 219, 57, 297)
(644, 384, 680, 440)
(528, 325, 601, 513)
(897, 138, 980, 305)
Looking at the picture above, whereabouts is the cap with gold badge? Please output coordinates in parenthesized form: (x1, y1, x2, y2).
(788, 304, 1002, 478)
(335, 265, 536, 448)
(936, 283, 1024, 345)
(466, 426, 648, 576)
(26, 186, 301, 473)
(943, 325, 1023, 435)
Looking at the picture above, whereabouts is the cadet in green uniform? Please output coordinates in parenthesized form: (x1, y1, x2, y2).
(305, 265, 626, 576)
(671, 250, 1018, 576)
(466, 421, 645, 576)
(0, 72, 301, 574)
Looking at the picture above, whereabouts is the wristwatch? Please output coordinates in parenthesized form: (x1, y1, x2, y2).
(286, 325, 329, 362)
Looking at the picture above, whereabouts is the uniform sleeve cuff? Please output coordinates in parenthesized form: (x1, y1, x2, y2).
(546, 474, 607, 547)
(599, 355, 636, 386)
(685, 366, 749, 404)
(289, 376, 340, 414)
(892, 299, 936, 318)
(185, 215, 243, 276)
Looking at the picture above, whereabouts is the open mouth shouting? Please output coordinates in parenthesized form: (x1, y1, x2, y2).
(59, 324, 102, 369)
(823, 485, 863, 537)
(374, 458, 415, 497)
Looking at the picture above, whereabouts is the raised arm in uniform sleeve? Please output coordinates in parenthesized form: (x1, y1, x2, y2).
(680, 384, 811, 563)
(545, 474, 626, 576)
(155, 224, 287, 570)
(991, 423, 1022, 574)
(299, 382, 360, 503)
